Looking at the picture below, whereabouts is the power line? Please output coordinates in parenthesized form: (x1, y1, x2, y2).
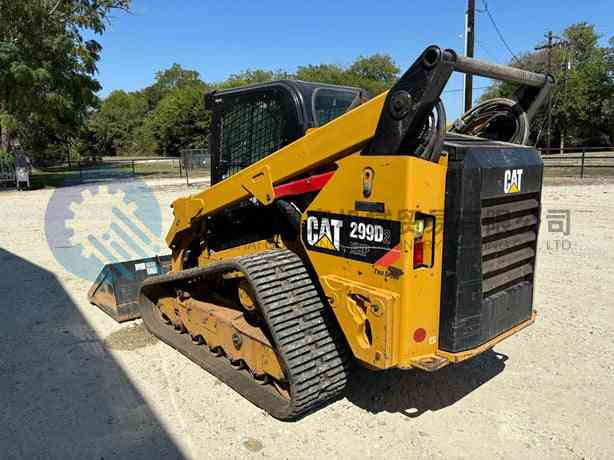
(480, 0, 520, 64)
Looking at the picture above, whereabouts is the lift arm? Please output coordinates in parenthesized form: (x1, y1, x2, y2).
(166, 90, 388, 247)
(166, 46, 551, 248)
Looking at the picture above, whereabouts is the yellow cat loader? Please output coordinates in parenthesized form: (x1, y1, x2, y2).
(89, 46, 553, 419)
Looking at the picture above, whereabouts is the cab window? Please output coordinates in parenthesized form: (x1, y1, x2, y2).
(313, 88, 359, 126)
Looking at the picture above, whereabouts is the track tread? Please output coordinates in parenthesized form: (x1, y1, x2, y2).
(139, 249, 351, 420)
(236, 250, 351, 417)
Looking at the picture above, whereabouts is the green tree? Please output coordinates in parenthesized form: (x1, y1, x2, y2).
(87, 54, 401, 159)
(295, 64, 347, 85)
(0, 0, 130, 158)
(481, 23, 614, 147)
(89, 90, 148, 156)
(295, 54, 399, 95)
(142, 63, 202, 109)
(141, 82, 210, 156)
(559, 25, 614, 146)
(89, 63, 208, 156)
(218, 69, 290, 89)
(346, 54, 399, 94)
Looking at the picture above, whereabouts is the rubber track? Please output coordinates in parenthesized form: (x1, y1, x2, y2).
(139, 249, 351, 420)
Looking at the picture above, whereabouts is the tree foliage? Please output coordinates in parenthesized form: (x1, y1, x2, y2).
(88, 90, 147, 156)
(294, 54, 399, 95)
(3, 9, 611, 162)
(88, 53, 400, 157)
(481, 23, 614, 147)
(218, 69, 290, 89)
(87, 64, 210, 157)
(347, 54, 399, 94)
(142, 64, 203, 109)
(141, 80, 210, 156)
(0, 0, 130, 158)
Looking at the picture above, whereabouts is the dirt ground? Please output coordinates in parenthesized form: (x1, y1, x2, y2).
(1, 176, 613, 459)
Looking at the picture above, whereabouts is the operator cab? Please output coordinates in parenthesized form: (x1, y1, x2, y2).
(205, 81, 369, 184)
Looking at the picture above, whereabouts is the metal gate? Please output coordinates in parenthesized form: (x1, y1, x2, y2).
(180, 149, 210, 185)
(0, 156, 16, 188)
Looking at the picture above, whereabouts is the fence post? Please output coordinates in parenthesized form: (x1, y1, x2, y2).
(78, 160, 83, 182)
(580, 149, 585, 179)
(132, 159, 136, 177)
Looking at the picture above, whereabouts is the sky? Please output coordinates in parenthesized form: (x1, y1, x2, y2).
(93, 0, 613, 119)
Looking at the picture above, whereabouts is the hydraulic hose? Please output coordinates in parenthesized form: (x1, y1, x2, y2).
(418, 99, 447, 163)
(449, 97, 530, 145)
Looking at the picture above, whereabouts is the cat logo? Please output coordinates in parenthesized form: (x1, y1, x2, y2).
(504, 168, 523, 194)
(306, 215, 343, 251)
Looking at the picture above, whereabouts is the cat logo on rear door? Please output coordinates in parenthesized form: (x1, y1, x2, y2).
(305, 215, 343, 251)
(504, 168, 523, 194)
(302, 212, 401, 263)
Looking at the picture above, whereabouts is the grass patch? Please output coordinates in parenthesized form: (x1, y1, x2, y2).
(29, 159, 204, 188)
(31, 167, 81, 189)
(133, 160, 182, 177)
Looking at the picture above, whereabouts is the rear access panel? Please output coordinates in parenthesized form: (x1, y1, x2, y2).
(439, 137, 543, 352)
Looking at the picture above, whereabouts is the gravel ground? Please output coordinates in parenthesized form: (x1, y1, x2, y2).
(1, 176, 613, 459)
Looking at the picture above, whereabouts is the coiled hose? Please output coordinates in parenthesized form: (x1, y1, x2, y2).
(449, 97, 530, 145)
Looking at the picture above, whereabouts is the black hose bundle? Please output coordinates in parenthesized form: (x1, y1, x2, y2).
(449, 98, 530, 145)
(415, 100, 447, 162)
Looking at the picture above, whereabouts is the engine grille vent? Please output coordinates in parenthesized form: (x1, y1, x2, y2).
(481, 193, 540, 298)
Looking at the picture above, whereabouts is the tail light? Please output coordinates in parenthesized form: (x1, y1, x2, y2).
(413, 214, 435, 269)
(413, 239, 424, 266)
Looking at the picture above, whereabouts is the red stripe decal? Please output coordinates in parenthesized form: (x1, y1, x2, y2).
(374, 244, 401, 268)
(274, 171, 335, 199)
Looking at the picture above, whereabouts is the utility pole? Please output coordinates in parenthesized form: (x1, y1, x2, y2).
(535, 31, 554, 150)
(535, 31, 570, 151)
(560, 53, 571, 152)
(463, 0, 476, 112)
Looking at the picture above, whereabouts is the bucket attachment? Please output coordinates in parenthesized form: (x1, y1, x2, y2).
(88, 255, 172, 322)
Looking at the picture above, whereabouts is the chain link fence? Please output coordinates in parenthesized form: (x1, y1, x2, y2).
(23, 144, 614, 189)
(180, 149, 210, 185)
(31, 157, 184, 188)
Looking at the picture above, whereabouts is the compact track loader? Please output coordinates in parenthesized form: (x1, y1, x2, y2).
(89, 46, 553, 419)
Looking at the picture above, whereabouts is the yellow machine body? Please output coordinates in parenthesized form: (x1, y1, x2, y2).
(303, 154, 447, 370)
(107, 46, 547, 419)
(163, 89, 535, 372)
